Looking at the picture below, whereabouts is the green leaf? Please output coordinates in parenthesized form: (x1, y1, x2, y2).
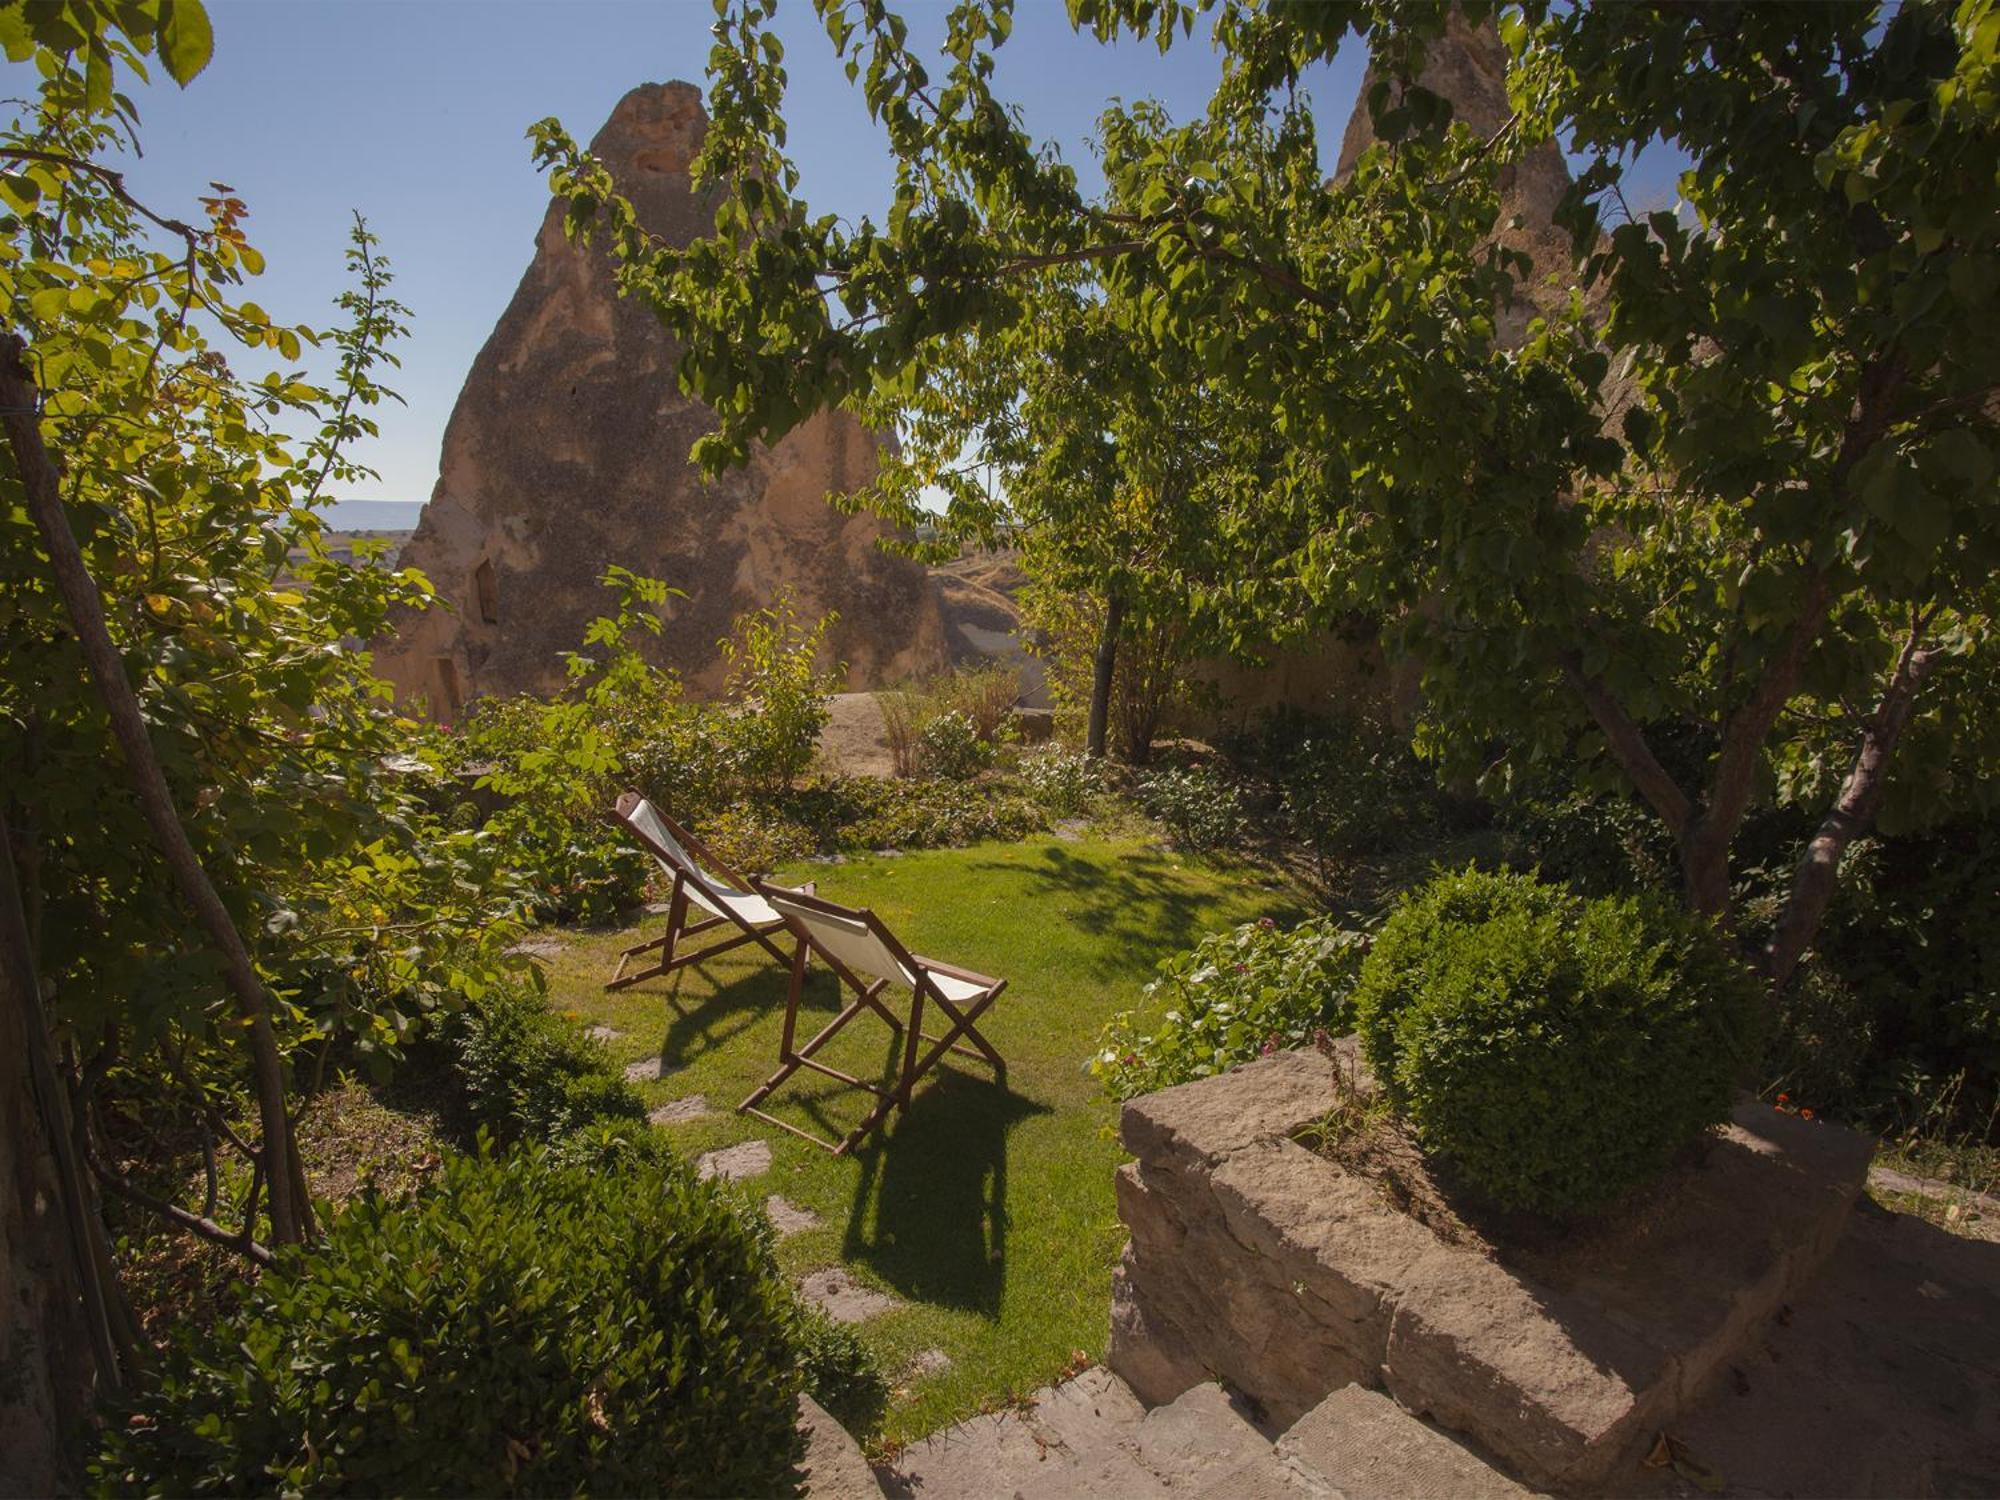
(158, 0, 215, 85)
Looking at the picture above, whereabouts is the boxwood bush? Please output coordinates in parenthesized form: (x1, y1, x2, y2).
(96, 1147, 808, 1497)
(444, 980, 645, 1147)
(1354, 867, 1766, 1217)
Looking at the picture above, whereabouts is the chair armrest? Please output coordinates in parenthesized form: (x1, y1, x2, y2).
(910, 954, 1003, 989)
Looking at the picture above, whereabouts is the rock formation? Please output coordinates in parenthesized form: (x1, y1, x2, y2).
(1336, 8, 1587, 346)
(376, 82, 948, 717)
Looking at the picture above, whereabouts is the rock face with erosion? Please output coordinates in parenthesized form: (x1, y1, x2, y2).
(377, 82, 947, 716)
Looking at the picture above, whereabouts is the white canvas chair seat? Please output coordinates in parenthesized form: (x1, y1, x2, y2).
(604, 792, 806, 993)
(740, 882, 1009, 1155)
(759, 893, 991, 1004)
(925, 969, 993, 1005)
(689, 881, 781, 928)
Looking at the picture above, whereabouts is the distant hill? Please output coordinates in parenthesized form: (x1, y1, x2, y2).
(325, 499, 424, 530)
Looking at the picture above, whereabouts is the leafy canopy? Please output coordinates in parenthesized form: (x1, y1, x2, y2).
(530, 0, 2000, 982)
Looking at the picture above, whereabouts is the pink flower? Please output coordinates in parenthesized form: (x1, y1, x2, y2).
(1260, 1039, 1277, 1057)
(1258, 916, 1276, 930)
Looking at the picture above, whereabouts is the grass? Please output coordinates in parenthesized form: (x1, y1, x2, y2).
(539, 830, 1301, 1447)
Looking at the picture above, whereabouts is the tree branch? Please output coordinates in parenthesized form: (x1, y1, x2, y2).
(81, 1141, 274, 1268)
(1557, 649, 1693, 837)
(1763, 610, 1943, 988)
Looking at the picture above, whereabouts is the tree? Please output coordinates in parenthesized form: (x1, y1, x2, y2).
(1, 0, 520, 1304)
(853, 250, 1277, 759)
(532, 0, 1999, 991)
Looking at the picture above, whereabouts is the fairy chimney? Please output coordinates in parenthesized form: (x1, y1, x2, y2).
(376, 81, 948, 717)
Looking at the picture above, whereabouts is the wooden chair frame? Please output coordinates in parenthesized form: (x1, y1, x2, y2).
(605, 792, 812, 991)
(739, 881, 1007, 1156)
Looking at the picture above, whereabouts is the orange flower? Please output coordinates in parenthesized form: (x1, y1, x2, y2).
(1777, 1092, 1790, 1104)
(1801, 1107, 1815, 1121)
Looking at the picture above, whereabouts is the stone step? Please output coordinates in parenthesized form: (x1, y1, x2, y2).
(884, 1371, 1278, 1499)
(1277, 1385, 1532, 1500)
(883, 1371, 1531, 1499)
(1131, 1382, 1276, 1491)
(801, 1393, 888, 1499)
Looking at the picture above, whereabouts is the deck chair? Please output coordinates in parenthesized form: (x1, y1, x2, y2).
(605, 792, 813, 991)
(739, 881, 1007, 1155)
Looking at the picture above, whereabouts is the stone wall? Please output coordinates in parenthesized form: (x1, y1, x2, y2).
(1108, 1048, 1874, 1492)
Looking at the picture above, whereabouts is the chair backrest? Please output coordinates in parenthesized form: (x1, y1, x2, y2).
(616, 795, 728, 905)
(760, 888, 915, 990)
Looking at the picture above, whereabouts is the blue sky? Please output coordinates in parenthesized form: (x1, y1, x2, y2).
(71, 0, 1365, 515)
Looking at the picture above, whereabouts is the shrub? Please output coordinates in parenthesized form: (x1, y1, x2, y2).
(699, 802, 818, 875)
(445, 982, 645, 1147)
(96, 1148, 807, 1497)
(878, 689, 924, 777)
(496, 814, 650, 926)
(937, 665, 1021, 742)
(837, 777, 1042, 850)
(719, 592, 839, 795)
(789, 1302, 889, 1436)
(1020, 747, 1105, 816)
(1263, 708, 1440, 873)
(1140, 765, 1244, 851)
(1354, 868, 1766, 1217)
(1092, 916, 1368, 1100)
(917, 709, 993, 780)
(1493, 789, 1678, 900)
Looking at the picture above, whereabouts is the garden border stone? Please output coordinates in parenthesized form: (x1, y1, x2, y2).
(1107, 1047, 1873, 1491)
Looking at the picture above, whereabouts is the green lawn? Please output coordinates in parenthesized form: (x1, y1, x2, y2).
(541, 831, 1301, 1447)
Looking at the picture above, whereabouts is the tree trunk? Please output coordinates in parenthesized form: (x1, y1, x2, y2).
(0, 335, 303, 1245)
(1764, 626, 1940, 990)
(1086, 590, 1124, 760)
(0, 824, 107, 1493)
(1678, 838, 1736, 922)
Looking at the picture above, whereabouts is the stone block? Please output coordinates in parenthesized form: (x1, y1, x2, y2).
(1278, 1385, 1528, 1500)
(1119, 1050, 1341, 1170)
(1134, 1383, 1273, 1493)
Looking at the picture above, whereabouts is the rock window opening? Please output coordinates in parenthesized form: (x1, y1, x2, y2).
(473, 559, 499, 625)
(431, 657, 462, 723)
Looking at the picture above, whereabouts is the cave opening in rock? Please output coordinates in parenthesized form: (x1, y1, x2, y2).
(473, 559, 499, 625)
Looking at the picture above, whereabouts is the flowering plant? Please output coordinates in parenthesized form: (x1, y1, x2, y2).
(1089, 915, 1368, 1101)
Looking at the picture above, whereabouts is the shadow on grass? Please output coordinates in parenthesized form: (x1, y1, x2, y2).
(966, 843, 1300, 981)
(841, 1068, 1051, 1318)
(635, 959, 849, 1073)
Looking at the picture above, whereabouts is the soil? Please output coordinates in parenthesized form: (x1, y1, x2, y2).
(820, 692, 897, 778)
(1305, 1099, 1719, 1271)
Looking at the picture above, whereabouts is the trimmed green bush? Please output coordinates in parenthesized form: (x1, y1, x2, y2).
(446, 982, 645, 1146)
(1354, 868, 1766, 1217)
(96, 1147, 807, 1497)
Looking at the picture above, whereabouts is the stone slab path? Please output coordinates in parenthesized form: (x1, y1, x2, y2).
(695, 1139, 771, 1182)
(766, 1194, 822, 1237)
(799, 1267, 900, 1325)
(648, 1095, 709, 1126)
(623, 1056, 667, 1083)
